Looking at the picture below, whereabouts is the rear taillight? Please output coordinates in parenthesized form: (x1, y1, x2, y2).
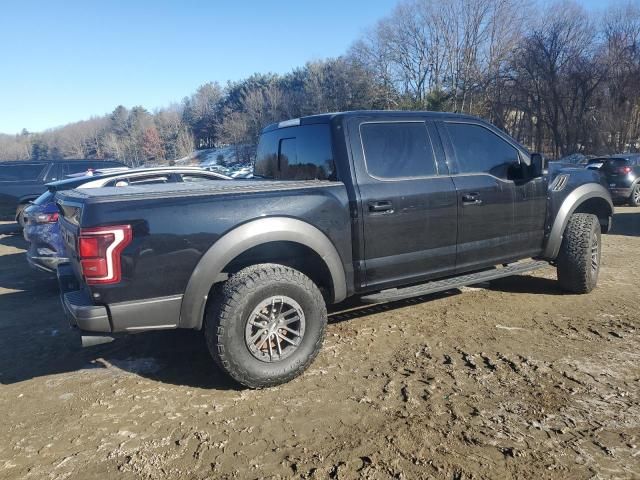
(616, 166, 632, 174)
(78, 225, 132, 285)
(34, 212, 59, 224)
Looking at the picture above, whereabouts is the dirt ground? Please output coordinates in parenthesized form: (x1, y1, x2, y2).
(0, 209, 639, 480)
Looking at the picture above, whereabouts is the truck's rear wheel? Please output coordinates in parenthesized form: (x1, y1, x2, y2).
(556, 213, 601, 294)
(205, 263, 327, 388)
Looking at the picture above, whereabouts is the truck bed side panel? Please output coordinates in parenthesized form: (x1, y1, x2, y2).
(61, 181, 352, 306)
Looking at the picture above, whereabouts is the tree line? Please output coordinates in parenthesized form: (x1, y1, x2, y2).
(2, 0, 640, 165)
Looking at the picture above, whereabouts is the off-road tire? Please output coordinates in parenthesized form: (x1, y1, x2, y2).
(629, 184, 640, 207)
(556, 213, 601, 294)
(205, 263, 327, 388)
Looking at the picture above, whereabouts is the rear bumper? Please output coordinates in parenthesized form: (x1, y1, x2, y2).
(57, 263, 110, 332)
(62, 289, 112, 332)
(57, 263, 182, 334)
(609, 187, 632, 200)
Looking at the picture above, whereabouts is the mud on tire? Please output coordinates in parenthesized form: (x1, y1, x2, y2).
(556, 213, 601, 294)
(204, 263, 327, 388)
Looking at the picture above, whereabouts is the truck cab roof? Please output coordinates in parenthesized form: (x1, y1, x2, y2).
(261, 110, 480, 133)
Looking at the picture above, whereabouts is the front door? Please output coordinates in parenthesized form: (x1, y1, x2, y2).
(348, 117, 458, 290)
(442, 121, 537, 271)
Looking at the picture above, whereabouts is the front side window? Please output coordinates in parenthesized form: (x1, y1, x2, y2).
(360, 122, 437, 179)
(254, 124, 335, 180)
(446, 123, 519, 179)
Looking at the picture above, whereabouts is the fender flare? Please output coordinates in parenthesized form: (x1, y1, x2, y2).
(179, 217, 347, 329)
(543, 183, 613, 260)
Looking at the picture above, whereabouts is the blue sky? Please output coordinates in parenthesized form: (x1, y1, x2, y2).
(0, 0, 613, 134)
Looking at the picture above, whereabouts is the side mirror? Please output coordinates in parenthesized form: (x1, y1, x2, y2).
(530, 153, 546, 177)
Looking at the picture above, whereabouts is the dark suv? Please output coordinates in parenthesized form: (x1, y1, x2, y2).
(587, 154, 640, 206)
(0, 159, 125, 224)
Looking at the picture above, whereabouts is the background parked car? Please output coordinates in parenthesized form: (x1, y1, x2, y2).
(586, 154, 640, 205)
(23, 167, 230, 272)
(556, 153, 594, 167)
(0, 159, 125, 225)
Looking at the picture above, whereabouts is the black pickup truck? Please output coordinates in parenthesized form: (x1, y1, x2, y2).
(56, 111, 613, 388)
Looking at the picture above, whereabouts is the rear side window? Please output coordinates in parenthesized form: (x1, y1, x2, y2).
(255, 124, 335, 180)
(0, 163, 47, 181)
(446, 123, 519, 179)
(360, 122, 437, 178)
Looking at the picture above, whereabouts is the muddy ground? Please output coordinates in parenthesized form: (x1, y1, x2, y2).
(0, 209, 639, 480)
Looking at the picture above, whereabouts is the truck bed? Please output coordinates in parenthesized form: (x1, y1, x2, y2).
(56, 178, 353, 308)
(57, 179, 343, 204)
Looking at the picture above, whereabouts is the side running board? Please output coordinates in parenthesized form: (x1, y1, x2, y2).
(360, 260, 550, 304)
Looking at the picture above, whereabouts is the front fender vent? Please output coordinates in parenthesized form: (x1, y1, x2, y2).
(550, 174, 569, 192)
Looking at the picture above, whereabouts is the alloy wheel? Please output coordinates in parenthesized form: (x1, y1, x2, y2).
(244, 296, 306, 363)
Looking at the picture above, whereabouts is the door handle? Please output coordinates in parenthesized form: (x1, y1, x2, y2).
(368, 200, 394, 214)
(462, 193, 483, 206)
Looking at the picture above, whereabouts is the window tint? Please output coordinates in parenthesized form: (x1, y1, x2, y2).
(254, 124, 335, 180)
(0, 163, 47, 181)
(278, 138, 297, 176)
(360, 122, 437, 179)
(446, 123, 519, 178)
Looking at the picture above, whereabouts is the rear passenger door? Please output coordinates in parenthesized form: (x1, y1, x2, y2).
(348, 118, 458, 290)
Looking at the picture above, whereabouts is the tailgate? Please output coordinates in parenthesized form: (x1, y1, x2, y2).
(57, 199, 83, 272)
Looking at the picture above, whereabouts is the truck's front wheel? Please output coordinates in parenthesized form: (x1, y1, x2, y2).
(556, 213, 601, 294)
(205, 263, 327, 388)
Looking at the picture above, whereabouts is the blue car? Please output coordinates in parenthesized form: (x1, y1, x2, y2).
(23, 167, 230, 272)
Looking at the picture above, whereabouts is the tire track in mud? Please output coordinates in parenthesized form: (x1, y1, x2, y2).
(359, 320, 640, 479)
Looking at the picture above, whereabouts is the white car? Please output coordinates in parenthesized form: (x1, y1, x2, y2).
(75, 166, 231, 188)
